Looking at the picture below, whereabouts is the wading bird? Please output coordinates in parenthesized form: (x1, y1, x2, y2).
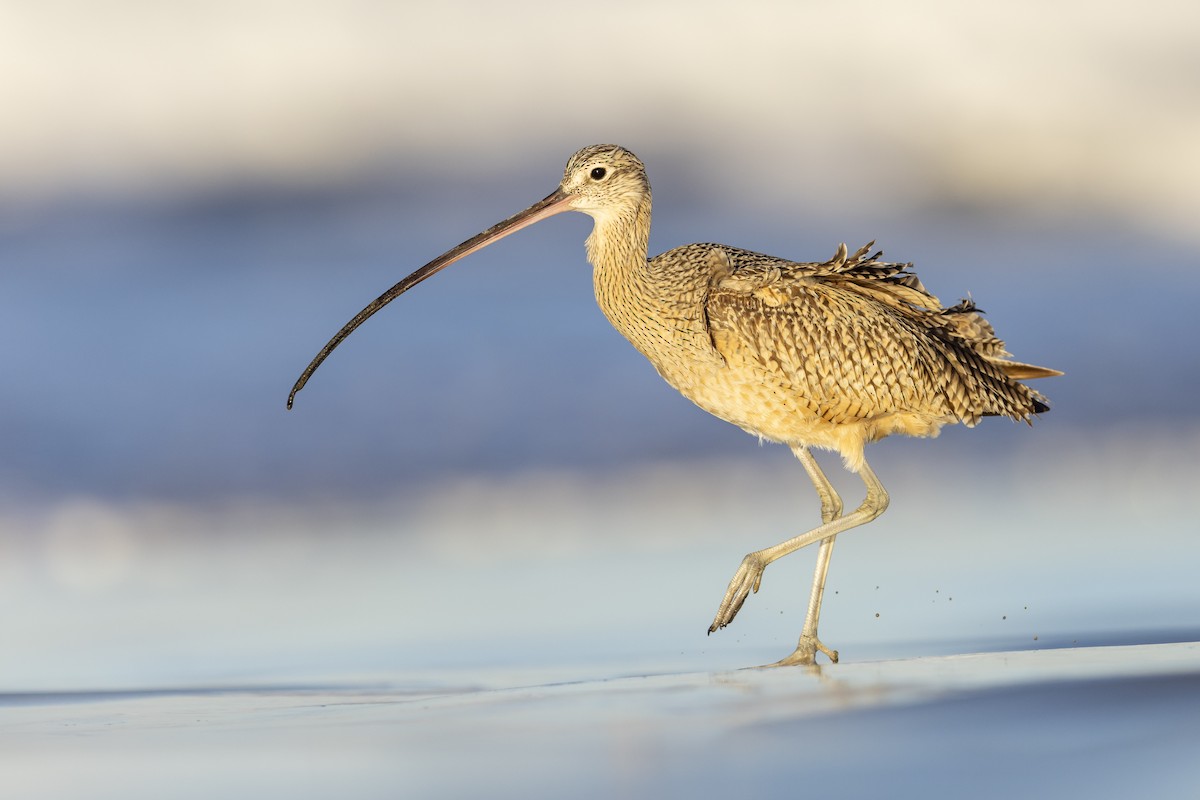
(288, 144, 1059, 665)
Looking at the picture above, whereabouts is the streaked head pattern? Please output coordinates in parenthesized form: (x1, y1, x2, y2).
(560, 144, 650, 222)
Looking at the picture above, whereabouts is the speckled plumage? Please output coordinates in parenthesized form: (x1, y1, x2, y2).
(564, 145, 1057, 664)
(571, 146, 1055, 472)
(289, 143, 1060, 666)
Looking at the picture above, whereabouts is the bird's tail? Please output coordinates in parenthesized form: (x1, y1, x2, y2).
(995, 360, 1063, 381)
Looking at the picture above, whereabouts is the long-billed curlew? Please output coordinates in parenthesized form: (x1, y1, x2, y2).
(288, 144, 1060, 666)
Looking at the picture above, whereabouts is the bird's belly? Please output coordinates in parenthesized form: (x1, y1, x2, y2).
(606, 301, 950, 462)
(662, 359, 950, 464)
(680, 367, 840, 444)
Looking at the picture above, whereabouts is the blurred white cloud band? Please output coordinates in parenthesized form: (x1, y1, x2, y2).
(2, 0, 1197, 242)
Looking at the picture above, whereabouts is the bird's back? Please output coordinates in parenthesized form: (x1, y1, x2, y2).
(635, 242, 1057, 467)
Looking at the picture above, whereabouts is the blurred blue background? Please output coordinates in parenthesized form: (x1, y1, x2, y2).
(1, 1, 1198, 687)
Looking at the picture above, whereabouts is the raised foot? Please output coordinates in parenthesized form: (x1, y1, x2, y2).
(770, 634, 839, 667)
(707, 552, 767, 634)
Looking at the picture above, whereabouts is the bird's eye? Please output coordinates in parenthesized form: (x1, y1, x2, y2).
(590, 167, 607, 181)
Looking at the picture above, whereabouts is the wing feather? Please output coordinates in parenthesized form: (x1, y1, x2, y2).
(702, 243, 1050, 425)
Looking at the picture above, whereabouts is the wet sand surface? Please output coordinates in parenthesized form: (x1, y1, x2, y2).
(5, 642, 1199, 799)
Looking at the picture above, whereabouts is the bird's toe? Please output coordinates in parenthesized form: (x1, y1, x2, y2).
(709, 553, 767, 632)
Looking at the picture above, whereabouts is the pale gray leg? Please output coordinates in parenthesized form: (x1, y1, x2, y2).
(793, 445, 844, 521)
(782, 446, 843, 664)
(709, 456, 889, 666)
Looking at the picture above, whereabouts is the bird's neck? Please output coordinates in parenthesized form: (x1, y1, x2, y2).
(587, 193, 714, 373)
(588, 194, 657, 332)
(585, 194, 653, 284)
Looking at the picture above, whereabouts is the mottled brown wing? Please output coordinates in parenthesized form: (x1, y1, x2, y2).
(704, 246, 1047, 425)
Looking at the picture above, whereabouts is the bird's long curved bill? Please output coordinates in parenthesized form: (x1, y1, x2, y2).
(287, 188, 574, 409)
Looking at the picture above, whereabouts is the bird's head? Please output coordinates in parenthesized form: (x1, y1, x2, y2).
(559, 144, 651, 223)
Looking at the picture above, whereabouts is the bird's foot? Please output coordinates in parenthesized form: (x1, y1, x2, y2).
(771, 633, 839, 666)
(708, 552, 767, 634)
